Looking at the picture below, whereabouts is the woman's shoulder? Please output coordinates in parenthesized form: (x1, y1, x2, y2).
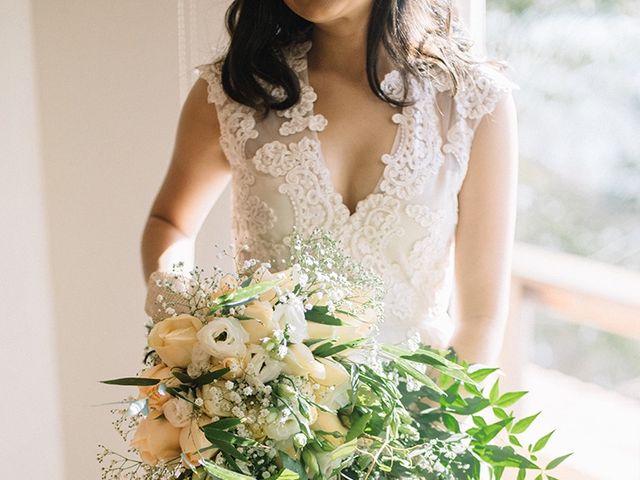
(194, 51, 227, 106)
(416, 58, 516, 124)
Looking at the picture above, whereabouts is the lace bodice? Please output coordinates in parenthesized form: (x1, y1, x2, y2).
(196, 40, 512, 346)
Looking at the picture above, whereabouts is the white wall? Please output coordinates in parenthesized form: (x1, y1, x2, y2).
(0, 1, 63, 476)
(27, 0, 230, 477)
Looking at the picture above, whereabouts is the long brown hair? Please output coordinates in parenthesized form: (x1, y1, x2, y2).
(219, 0, 480, 116)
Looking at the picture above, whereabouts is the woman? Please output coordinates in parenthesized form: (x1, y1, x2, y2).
(141, 0, 518, 365)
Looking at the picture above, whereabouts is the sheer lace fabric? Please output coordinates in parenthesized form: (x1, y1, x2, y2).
(196, 40, 512, 346)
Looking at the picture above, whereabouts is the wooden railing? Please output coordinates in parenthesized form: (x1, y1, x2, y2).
(499, 242, 640, 389)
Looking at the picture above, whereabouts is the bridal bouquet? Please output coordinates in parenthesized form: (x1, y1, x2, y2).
(99, 231, 569, 480)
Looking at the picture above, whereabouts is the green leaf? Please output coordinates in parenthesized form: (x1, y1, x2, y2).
(278, 452, 308, 480)
(312, 338, 366, 358)
(394, 359, 444, 394)
(172, 370, 192, 383)
(201, 460, 255, 479)
(509, 435, 522, 447)
(464, 382, 483, 396)
(346, 411, 372, 441)
(193, 367, 231, 387)
(211, 440, 248, 462)
(209, 279, 280, 313)
(271, 469, 300, 480)
(517, 468, 526, 480)
(472, 415, 487, 428)
(469, 367, 500, 382)
(546, 453, 573, 470)
(532, 430, 554, 452)
(202, 426, 256, 446)
(442, 412, 460, 433)
(99, 377, 160, 386)
(493, 407, 510, 420)
(207, 417, 242, 430)
(473, 445, 539, 469)
(330, 438, 358, 460)
(510, 412, 541, 434)
(489, 379, 500, 404)
(495, 391, 528, 408)
(305, 306, 343, 325)
(471, 418, 512, 445)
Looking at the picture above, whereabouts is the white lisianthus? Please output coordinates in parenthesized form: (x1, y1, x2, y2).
(187, 342, 211, 378)
(315, 449, 343, 478)
(197, 317, 249, 359)
(316, 382, 350, 410)
(273, 298, 308, 344)
(263, 409, 301, 441)
(162, 397, 193, 428)
(243, 344, 283, 384)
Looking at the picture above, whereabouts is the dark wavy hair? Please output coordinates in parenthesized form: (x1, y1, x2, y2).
(219, 0, 478, 117)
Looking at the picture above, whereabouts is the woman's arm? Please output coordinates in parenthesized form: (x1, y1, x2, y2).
(141, 78, 231, 283)
(451, 92, 519, 365)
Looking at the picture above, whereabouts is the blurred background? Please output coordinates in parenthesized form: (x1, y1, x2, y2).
(0, 0, 638, 478)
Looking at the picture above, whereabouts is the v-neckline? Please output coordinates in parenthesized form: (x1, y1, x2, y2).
(300, 40, 407, 219)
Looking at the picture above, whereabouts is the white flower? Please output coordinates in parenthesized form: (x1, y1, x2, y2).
(162, 397, 193, 428)
(263, 410, 301, 441)
(244, 344, 283, 384)
(273, 298, 308, 344)
(283, 343, 326, 379)
(187, 342, 211, 378)
(197, 317, 249, 359)
(316, 382, 350, 410)
(200, 383, 233, 417)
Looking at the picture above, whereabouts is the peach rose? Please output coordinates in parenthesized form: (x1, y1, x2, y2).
(241, 301, 276, 343)
(180, 418, 216, 465)
(200, 381, 234, 417)
(131, 417, 181, 465)
(148, 314, 202, 368)
(137, 364, 173, 418)
(162, 397, 193, 428)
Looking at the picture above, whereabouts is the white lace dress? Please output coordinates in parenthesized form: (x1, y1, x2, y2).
(195, 40, 513, 347)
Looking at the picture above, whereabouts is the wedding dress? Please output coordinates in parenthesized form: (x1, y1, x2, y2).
(194, 39, 512, 347)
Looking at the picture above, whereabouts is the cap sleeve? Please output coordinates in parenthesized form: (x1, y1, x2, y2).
(194, 56, 227, 107)
(441, 62, 517, 193)
(455, 62, 517, 128)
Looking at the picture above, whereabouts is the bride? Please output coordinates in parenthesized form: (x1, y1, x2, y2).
(141, 0, 518, 366)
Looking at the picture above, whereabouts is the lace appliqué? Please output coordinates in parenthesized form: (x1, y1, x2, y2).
(336, 194, 405, 278)
(196, 60, 226, 106)
(442, 119, 473, 169)
(379, 78, 444, 200)
(277, 85, 328, 136)
(271, 137, 349, 235)
(455, 65, 512, 121)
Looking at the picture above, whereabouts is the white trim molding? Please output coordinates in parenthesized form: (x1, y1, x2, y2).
(456, 0, 487, 55)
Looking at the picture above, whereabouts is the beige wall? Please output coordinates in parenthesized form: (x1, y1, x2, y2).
(0, 1, 63, 476)
(25, 0, 231, 477)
